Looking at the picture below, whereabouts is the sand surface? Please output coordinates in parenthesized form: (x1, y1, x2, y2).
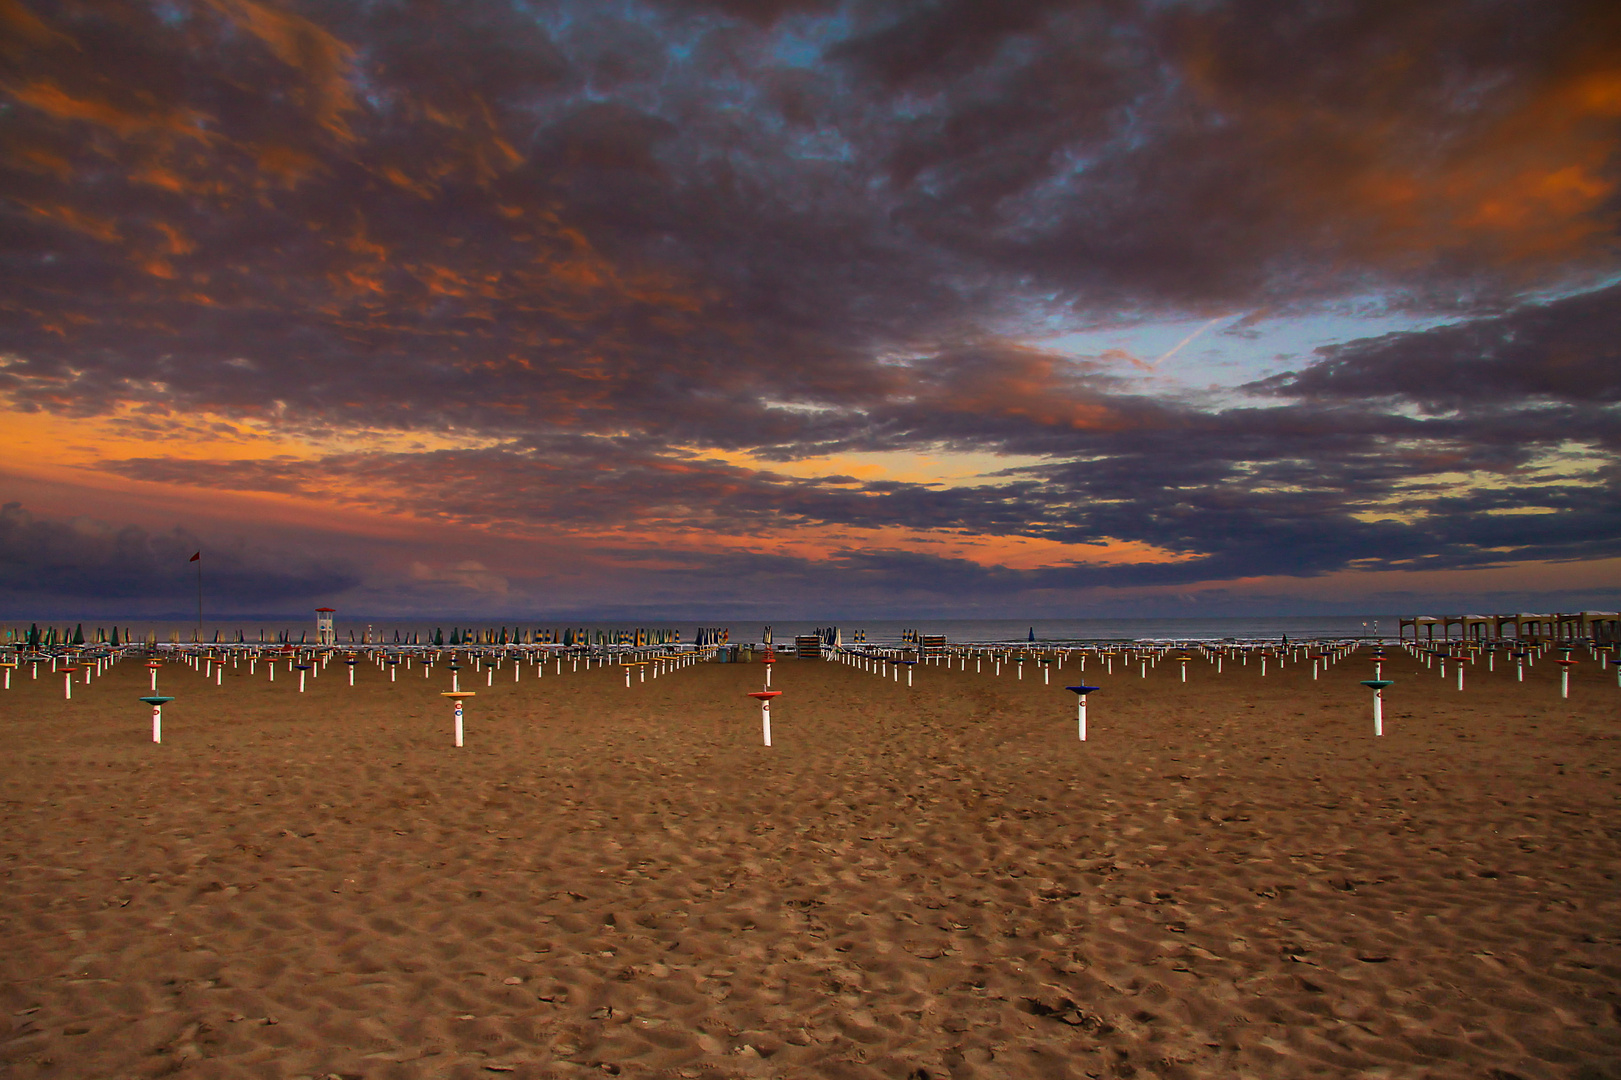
(1, 648, 1618, 1079)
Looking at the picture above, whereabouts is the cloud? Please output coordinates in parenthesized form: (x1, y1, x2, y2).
(89, 363, 1621, 589)
(203, 0, 358, 140)
(408, 560, 509, 596)
(6, 0, 1614, 438)
(0, 502, 360, 613)
(0, 0, 1616, 613)
(1248, 282, 1621, 412)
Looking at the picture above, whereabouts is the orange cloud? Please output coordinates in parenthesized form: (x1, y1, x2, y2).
(153, 222, 195, 255)
(910, 342, 1131, 431)
(381, 166, 438, 200)
(1176, 7, 1621, 275)
(129, 165, 188, 193)
(7, 80, 213, 142)
(18, 199, 120, 242)
(687, 524, 1195, 571)
(254, 142, 323, 187)
(8, 142, 72, 178)
(0, 0, 72, 57)
(204, 0, 358, 142)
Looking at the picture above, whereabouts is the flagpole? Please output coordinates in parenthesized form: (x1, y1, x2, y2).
(194, 552, 202, 641)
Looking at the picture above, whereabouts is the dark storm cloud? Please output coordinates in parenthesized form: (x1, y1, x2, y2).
(831, 0, 1621, 308)
(6, 0, 1616, 432)
(1, 0, 1618, 600)
(0, 502, 358, 607)
(1250, 282, 1621, 413)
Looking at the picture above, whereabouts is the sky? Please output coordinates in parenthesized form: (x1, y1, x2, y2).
(1, 0, 1619, 620)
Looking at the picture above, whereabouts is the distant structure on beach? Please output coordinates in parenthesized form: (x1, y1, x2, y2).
(1399, 610, 1618, 643)
(315, 608, 336, 647)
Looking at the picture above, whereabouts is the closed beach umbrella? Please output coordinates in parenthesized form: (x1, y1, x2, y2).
(1064, 685, 1100, 741)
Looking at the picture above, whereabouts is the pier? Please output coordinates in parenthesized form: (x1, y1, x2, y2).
(1399, 611, 1620, 643)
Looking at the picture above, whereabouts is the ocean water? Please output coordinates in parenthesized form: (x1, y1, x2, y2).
(44, 614, 1399, 647)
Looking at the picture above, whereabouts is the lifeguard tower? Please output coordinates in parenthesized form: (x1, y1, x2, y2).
(315, 608, 336, 647)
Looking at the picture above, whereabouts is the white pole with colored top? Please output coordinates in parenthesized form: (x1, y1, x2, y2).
(1065, 686, 1099, 741)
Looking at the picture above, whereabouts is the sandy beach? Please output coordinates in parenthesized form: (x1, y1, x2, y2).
(1, 647, 1617, 1079)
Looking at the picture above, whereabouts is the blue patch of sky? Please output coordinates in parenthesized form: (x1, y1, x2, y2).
(153, 0, 188, 28)
(1037, 277, 1621, 405)
(347, 54, 393, 116)
(784, 128, 857, 165)
(1041, 303, 1459, 397)
(768, 8, 853, 68)
(495, 3, 909, 175)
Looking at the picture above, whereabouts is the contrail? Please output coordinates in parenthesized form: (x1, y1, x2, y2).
(1145, 316, 1223, 369)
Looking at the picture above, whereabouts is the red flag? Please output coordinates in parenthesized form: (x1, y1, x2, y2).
(189, 552, 200, 561)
